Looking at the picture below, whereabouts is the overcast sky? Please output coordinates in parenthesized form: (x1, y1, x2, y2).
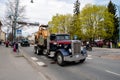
(0, 0, 120, 36)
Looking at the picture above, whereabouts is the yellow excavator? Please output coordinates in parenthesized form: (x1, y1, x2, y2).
(34, 25, 49, 55)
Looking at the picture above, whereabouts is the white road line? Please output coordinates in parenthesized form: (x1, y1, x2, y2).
(88, 55, 92, 57)
(31, 57, 38, 61)
(87, 55, 93, 59)
(87, 57, 93, 59)
(106, 70, 120, 76)
(36, 62, 46, 66)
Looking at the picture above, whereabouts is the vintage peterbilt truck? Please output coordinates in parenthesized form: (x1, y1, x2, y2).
(34, 25, 87, 66)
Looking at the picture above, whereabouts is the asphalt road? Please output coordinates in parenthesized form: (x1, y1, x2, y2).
(21, 46, 120, 80)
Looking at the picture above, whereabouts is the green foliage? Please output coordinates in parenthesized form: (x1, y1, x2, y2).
(48, 3, 114, 41)
(68, 14, 82, 39)
(108, 1, 116, 15)
(107, 0, 119, 41)
(80, 4, 114, 40)
(69, 0, 81, 39)
(48, 14, 72, 34)
(73, 0, 80, 15)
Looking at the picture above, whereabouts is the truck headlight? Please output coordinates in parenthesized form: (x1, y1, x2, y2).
(69, 49, 72, 53)
(81, 46, 83, 51)
(81, 46, 87, 54)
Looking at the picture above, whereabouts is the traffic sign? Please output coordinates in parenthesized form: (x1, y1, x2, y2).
(16, 30, 22, 34)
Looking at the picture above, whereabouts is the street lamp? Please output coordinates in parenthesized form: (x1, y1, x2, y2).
(13, 0, 19, 41)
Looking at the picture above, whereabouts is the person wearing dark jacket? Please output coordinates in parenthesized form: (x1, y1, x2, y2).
(15, 42, 19, 53)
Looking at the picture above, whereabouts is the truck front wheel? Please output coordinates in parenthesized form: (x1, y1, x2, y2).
(79, 58, 86, 63)
(56, 52, 65, 66)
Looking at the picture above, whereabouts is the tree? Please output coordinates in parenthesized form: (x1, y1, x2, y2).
(69, 0, 81, 39)
(73, 0, 80, 15)
(80, 4, 114, 40)
(48, 14, 72, 34)
(107, 0, 119, 41)
(4, 0, 26, 41)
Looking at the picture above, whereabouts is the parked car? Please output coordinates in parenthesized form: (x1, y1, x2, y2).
(94, 40, 104, 47)
(20, 39, 30, 47)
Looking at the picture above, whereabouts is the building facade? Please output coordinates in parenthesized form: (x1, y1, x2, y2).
(0, 21, 6, 41)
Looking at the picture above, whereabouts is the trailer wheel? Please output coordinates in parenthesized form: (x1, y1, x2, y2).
(43, 50, 49, 56)
(34, 46, 37, 54)
(56, 52, 65, 66)
(36, 49, 40, 55)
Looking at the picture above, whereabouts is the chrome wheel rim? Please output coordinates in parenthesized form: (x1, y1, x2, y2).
(57, 54, 62, 64)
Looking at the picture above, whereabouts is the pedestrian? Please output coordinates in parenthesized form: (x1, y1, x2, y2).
(114, 40, 117, 48)
(16, 42, 19, 53)
(13, 42, 16, 52)
(5, 40, 9, 47)
(0, 40, 1, 45)
(110, 41, 112, 48)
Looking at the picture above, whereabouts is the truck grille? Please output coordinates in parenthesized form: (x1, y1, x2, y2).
(72, 41, 81, 55)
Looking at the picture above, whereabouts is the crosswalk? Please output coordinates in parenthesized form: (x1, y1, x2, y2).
(31, 57, 47, 67)
(87, 55, 93, 60)
(31, 54, 93, 67)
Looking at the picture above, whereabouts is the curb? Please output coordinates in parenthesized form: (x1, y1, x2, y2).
(19, 48, 51, 80)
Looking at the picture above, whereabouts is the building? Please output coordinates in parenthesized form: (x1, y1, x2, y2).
(0, 21, 6, 41)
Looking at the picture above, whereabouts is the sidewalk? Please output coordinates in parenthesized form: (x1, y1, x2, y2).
(0, 45, 44, 80)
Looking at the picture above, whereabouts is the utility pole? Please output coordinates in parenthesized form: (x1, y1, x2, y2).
(13, 0, 19, 41)
(12, 0, 34, 42)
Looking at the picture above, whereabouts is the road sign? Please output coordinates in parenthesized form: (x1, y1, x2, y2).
(16, 30, 22, 34)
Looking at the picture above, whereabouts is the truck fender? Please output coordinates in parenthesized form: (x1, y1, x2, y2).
(56, 49, 70, 56)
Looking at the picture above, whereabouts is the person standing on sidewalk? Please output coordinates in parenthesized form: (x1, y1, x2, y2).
(15, 41, 19, 53)
(5, 40, 9, 47)
(13, 42, 19, 53)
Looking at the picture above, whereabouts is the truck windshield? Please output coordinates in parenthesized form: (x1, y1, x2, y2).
(56, 35, 70, 40)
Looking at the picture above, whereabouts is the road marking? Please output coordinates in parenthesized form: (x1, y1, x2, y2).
(87, 55, 93, 59)
(36, 62, 46, 66)
(31, 57, 38, 61)
(87, 57, 93, 59)
(106, 70, 120, 76)
(88, 55, 92, 57)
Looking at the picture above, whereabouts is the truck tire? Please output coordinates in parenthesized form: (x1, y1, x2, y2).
(36, 49, 40, 55)
(34, 46, 37, 54)
(79, 58, 86, 63)
(56, 52, 65, 66)
(37, 48, 43, 55)
(43, 49, 49, 56)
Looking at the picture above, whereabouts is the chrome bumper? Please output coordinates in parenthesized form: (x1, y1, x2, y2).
(64, 54, 87, 62)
